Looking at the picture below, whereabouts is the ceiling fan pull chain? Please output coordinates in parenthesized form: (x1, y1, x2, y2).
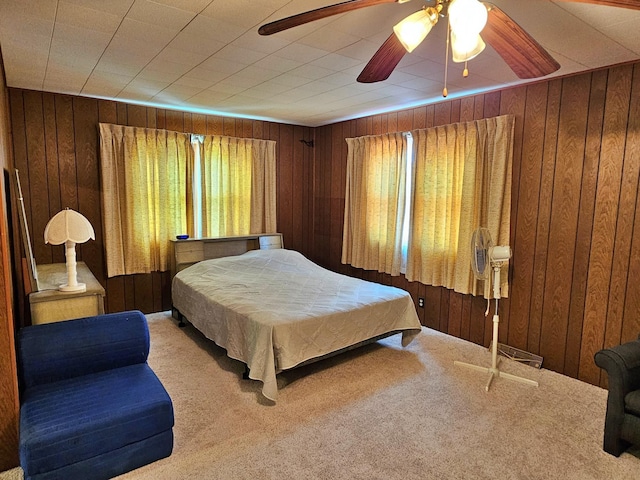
(443, 20, 450, 97)
(463, 61, 469, 78)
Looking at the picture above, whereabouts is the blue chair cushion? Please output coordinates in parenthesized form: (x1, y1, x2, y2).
(20, 363, 174, 476)
(18, 311, 150, 390)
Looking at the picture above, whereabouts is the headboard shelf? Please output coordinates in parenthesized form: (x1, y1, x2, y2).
(169, 233, 283, 278)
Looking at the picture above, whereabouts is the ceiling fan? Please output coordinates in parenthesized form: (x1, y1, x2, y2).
(259, 0, 640, 88)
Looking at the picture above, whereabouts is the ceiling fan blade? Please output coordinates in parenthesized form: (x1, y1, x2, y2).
(357, 32, 407, 83)
(556, 0, 640, 9)
(482, 4, 560, 79)
(259, 0, 402, 36)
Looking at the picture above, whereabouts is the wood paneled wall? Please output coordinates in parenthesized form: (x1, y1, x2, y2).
(7, 89, 314, 323)
(312, 63, 640, 387)
(8, 62, 640, 389)
(0, 48, 19, 470)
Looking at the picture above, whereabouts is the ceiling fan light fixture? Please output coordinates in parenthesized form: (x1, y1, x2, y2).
(448, 0, 488, 35)
(393, 8, 438, 53)
(451, 32, 486, 63)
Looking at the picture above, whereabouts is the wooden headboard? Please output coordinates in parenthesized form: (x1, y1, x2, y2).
(169, 233, 283, 278)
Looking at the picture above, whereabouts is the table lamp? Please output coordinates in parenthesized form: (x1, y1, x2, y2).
(44, 208, 95, 293)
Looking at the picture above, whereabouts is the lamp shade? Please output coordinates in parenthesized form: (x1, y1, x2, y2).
(44, 208, 95, 245)
(451, 32, 486, 63)
(393, 8, 438, 53)
(448, 0, 488, 35)
(44, 208, 95, 293)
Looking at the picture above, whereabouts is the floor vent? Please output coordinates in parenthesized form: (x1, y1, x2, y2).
(491, 342, 543, 369)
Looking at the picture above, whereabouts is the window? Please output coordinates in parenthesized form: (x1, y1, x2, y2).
(342, 132, 407, 277)
(99, 123, 276, 277)
(342, 115, 515, 296)
(194, 135, 277, 238)
(400, 132, 413, 274)
(191, 135, 204, 238)
(99, 124, 193, 277)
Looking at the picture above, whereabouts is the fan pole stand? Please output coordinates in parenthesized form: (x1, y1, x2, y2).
(454, 265, 539, 392)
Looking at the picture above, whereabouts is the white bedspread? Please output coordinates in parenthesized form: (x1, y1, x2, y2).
(172, 249, 421, 401)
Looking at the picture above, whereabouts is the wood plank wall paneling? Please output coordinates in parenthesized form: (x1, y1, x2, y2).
(7, 61, 640, 389)
(7, 90, 313, 324)
(538, 75, 590, 373)
(312, 62, 640, 387)
(580, 66, 633, 385)
(0, 49, 20, 470)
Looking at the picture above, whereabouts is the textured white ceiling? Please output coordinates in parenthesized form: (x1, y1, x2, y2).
(1, 0, 639, 127)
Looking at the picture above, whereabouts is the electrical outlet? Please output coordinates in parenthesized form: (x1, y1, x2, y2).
(418, 297, 424, 308)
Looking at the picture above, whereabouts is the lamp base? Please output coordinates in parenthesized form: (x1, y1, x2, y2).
(59, 283, 86, 293)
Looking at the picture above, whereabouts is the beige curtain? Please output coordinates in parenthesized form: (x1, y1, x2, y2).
(197, 135, 276, 237)
(342, 132, 407, 276)
(99, 123, 193, 277)
(406, 114, 514, 296)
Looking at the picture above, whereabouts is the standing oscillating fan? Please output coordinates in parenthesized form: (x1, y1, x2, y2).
(454, 228, 538, 391)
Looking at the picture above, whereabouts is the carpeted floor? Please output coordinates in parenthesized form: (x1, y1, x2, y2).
(3, 311, 639, 479)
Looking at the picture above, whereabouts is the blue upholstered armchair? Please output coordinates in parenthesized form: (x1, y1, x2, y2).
(17, 311, 174, 480)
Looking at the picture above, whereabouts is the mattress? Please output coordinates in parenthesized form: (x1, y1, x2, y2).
(172, 248, 422, 401)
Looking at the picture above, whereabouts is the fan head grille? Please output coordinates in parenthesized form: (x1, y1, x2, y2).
(471, 227, 493, 280)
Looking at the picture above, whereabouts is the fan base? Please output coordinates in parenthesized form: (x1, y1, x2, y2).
(454, 359, 539, 391)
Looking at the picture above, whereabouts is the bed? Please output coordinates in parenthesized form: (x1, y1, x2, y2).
(171, 248, 422, 401)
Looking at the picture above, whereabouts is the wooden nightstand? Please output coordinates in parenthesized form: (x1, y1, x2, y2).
(28, 261, 105, 325)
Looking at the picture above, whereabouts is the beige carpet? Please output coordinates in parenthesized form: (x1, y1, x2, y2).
(3, 311, 639, 479)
